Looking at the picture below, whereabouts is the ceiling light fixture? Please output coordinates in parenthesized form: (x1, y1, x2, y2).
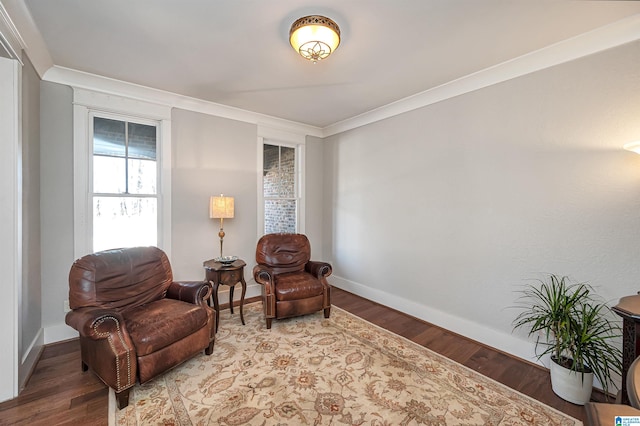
(289, 15, 341, 63)
(624, 141, 640, 154)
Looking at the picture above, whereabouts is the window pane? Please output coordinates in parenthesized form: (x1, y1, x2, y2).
(128, 122, 156, 160)
(280, 146, 295, 197)
(93, 197, 157, 252)
(93, 155, 126, 193)
(263, 144, 279, 170)
(128, 158, 157, 194)
(93, 117, 126, 157)
(263, 143, 298, 233)
(264, 199, 297, 234)
(263, 144, 280, 197)
(263, 171, 280, 197)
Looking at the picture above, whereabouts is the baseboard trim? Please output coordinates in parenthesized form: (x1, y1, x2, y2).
(214, 282, 262, 304)
(19, 328, 43, 392)
(329, 274, 539, 366)
(44, 323, 77, 344)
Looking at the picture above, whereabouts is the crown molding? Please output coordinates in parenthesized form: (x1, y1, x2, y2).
(43, 65, 323, 138)
(0, 2, 24, 63)
(0, 0, 53, 75)
(322, 13, 640, 137)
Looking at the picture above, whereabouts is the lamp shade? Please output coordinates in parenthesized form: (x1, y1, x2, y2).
(290, 15, 340, 63)
(624, 141, 640, 155)
(210, 196, 234, 219)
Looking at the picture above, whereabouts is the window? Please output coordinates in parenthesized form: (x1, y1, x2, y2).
(73, 88, 171, 258)
(263, 143, 299, 233)
(91, 115, 159, 252)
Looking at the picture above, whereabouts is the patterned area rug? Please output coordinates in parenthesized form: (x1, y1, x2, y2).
(110, 303, 581, 425)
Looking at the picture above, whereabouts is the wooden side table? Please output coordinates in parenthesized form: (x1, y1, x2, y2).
(203, 258, 247, 332)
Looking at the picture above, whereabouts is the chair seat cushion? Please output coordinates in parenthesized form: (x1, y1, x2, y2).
(274, 272, 323, 301)
(124, 298, 208, 356)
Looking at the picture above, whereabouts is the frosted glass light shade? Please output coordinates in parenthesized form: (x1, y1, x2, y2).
(290, 15, 340, 63)
(623, 141, 640, 154)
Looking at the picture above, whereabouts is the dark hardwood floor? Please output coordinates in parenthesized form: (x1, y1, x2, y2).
(0, 287, 606, 425)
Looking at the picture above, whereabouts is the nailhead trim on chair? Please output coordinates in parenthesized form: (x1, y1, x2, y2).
(93, 316, 132, 391)
(257, 270, 273, 282)
(199, 284, 212, 301)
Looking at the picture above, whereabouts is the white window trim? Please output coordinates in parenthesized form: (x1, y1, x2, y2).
(257, 126, 306, 237)
(73, 88, 172, 258)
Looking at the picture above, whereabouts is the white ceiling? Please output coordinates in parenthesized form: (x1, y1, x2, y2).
(19, 0, 640, 128)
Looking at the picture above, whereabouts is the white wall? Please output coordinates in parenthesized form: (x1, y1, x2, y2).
(170, 109, 258, 287)
(19, 52, 42, 389)
(40, 81, 74, 342)
(304, 135, 326, 261)
(324, 40, 640, 364)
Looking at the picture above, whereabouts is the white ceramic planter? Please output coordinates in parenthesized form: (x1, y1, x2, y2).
(549, 357, 594, 405)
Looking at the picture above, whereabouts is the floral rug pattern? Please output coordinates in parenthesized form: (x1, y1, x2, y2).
(112, 303, 580, 425)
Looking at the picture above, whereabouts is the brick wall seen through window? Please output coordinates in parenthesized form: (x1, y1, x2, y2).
(263, 144, 297, 233)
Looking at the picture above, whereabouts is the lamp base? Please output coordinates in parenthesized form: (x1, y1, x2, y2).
(218, 228, 225, 258)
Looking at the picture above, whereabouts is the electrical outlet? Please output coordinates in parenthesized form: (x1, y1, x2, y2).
(64, 300, 71, 313)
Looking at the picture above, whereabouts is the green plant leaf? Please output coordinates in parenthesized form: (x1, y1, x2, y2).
(512, 274, 622, 398)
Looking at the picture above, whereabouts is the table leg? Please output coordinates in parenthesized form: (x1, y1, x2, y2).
(239, 277, 246, 325)
(229, 285, 235, 314)
(620, 317, 638, 405)
(212, 281, 220, 333)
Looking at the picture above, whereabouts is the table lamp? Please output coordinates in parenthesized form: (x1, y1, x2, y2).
(210, 195, 234, 258)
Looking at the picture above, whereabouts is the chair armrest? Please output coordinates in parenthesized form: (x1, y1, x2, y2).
(166, 281, 212, 305)
(306, 261, 332, 278)
(65, 306, 137, 393)
(253, 265, 276, 297)
(253, 265, 275, 285)
(65, 307, 127, 340)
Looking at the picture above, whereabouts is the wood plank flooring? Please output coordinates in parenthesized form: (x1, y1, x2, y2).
(0, 287, 606, 425)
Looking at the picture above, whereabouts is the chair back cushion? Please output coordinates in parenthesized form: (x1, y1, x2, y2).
(255, 233, 311, 274)
(68, 246, 173, 312)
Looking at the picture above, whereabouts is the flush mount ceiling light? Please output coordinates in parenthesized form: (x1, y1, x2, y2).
(624, 141, 640, 154)
(289, 15, 341, 63)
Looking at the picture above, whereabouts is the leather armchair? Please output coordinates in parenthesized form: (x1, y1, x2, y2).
(253, 233, 332, 329)
(585, 355, 640, 424)
(65, 246, 216, 409)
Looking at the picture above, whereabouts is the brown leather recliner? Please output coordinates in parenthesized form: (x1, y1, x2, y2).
(65, 246, 216, 409)
(253, 233, 332, 329)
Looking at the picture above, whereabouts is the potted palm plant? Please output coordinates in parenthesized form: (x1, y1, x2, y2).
(512, 274, 622, 405)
